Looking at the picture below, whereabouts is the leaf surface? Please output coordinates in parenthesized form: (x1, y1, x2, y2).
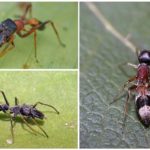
(80, 2, 150, 148)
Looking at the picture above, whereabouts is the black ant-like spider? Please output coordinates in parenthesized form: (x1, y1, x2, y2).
(0, 90, 59, 144)
(111, 49, 150, 129)
(0, 3, 65, 67)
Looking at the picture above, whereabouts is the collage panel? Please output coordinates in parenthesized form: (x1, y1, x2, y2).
(0, 2, 78, 69)
(80, 2, 150, 148)
(0, 71, 77, 148)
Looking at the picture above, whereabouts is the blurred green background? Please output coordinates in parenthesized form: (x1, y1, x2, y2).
(0, 71, 77, 148)
(0, 2, 78, 68)
(80, 2, 150, 148)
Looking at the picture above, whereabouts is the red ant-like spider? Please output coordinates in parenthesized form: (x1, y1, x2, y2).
(111, 49, 150, 129)
(0, 3, 65, 67)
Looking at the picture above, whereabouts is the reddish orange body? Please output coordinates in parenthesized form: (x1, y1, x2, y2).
(136, 64, 149, 84)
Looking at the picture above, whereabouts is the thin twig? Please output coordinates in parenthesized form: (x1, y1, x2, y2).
(86, 2, 136, 53)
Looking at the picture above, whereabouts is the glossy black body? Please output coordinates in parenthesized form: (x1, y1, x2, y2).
(138, 49, 150, 65)
(10, 104, 44, 119)
(0, 102, 44, 119)
(0, 104, 9, 113)
(136, 95, 150, 110)
(0, 19, 17, 46)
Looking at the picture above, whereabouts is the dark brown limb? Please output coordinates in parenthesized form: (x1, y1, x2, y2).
(20, 3, 32, 20)
(33, 102, 59, 114)
(45, 20, 65, 47)
(122, 90, 130, 129)
(20, 116, 37, 135)
(15, 97, 19, 105)
(122, 85, 137, 133)
(110, 90, 125, 105)
(17, 28, 36, 38)
(31, 118, 49, 138)
(123, 76, 136, 89)
(110, 77, 136, 105)
(10, 117, 15, 144)
(33, 31, 38, 63)
(17, 31, 38, 63)
(0, 90, 9, 106)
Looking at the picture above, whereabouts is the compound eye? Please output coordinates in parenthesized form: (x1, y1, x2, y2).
(138, 50, 150, 65)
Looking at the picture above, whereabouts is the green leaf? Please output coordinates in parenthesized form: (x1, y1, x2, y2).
(0, 2, 78, 69)
(80, 2, 150, 148)
(0, 72, 77, 148)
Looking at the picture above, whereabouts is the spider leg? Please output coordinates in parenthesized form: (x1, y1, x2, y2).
(110, 76, 136, 105)
(17, 19, 65, 47)
(31, 118, 49, 138)
(17, 30, 38, 63)
(123, 76, 136, 89)
(0, 90, 9, 106)
(10, 117, 15, 144)
(16, 18, 65, 64)
(122, 85, 137, 133)
(33, 102, 59, 114)
(127, 63, 138, 69)
(21, 2, 32, 20)
(14, 97, 19, 105)
(43, 20, 65, 47)
(33, 31, 38, 62)
(20, 116, 37, 135)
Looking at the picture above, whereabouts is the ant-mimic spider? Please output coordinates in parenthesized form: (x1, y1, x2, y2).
(0, 90, 59, 144)
(0, 3, 65, 67)
(111, 49, 150, 131)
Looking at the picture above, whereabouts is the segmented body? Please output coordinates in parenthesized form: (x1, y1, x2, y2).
(130, 50, 150, 127)
(9, 104, 44, 119)
(0, 102, 44, 119)
(0, 19, 17, 46)
(135, 84, 150, 126)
